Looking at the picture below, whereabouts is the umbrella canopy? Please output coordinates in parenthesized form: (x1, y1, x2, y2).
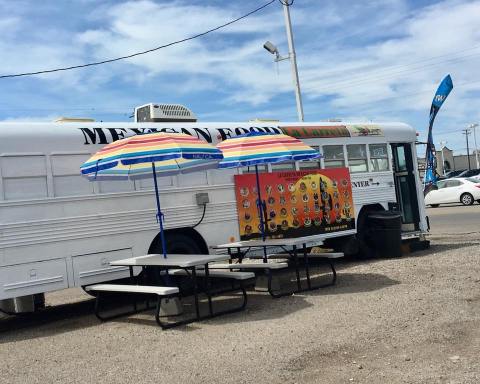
(81, 132, 222, 176)
(216, 131, 320, 168)
(83, 157, 220, 180)
(216, 132, 321, 258)
(80, 132, 223, 258)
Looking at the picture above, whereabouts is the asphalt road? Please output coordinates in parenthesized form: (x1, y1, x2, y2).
(426, 203, 480, 235)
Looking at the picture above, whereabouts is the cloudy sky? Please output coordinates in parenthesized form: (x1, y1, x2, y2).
(0, 0, 479, 154)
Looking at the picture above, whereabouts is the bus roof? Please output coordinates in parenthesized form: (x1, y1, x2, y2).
(0, 121, 416, 153)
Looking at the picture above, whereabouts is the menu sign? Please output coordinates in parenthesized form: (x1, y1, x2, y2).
(234, 168, 355, 240)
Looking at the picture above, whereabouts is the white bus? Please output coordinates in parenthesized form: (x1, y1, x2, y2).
(0, 105, 428, 313)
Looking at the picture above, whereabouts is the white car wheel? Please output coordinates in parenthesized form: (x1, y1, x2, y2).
(460, 193, 474, 206)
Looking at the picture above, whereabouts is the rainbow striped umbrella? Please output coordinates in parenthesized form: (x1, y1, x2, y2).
(81, 132, 222, 176)
(217, 131, 320, 168)
(81, 132, 223, 258)
(82, 157, 220, 180)
(217, 132, 320, 252)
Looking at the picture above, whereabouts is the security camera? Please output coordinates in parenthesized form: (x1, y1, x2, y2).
(263, 41, 278, 55)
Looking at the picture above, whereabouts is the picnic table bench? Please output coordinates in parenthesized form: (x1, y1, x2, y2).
(85, 284, 180, 327)
(264, 252, 343, 287)
(86, 254, 257, 329)
(208, 262, 289, 297)
(213, 236, 343, 296)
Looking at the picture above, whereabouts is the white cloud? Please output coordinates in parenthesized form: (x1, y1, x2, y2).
(1, 114, 59, 122)
(0, 0, 478, 154)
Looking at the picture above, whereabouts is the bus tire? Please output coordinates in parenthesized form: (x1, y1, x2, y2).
(324, 235, 359, 258)
(148, 231, 204, 255)
(144, 232, 205, 285)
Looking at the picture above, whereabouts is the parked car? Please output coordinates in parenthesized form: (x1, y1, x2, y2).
(424, 177, 480, 207)
(444, 169, 466, 179)
(457, 169, 480, 178)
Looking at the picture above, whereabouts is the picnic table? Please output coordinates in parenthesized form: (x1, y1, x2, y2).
(87, 253, 255, 329)
(212, 234, 342, 297)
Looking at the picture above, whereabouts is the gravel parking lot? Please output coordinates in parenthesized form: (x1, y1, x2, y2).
(1, 209, 479, 384)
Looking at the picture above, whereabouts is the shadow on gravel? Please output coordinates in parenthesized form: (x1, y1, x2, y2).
(0, 289, 314, 338)
(426, 242, 480, 252)
(307, 272, 400, 296)
(203, 292, 313, 327)
(331, 241, 479, 270)
(0, 298, 98, 342)
(3, 242, 472, 338)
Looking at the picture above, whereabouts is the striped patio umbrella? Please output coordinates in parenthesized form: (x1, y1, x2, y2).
(217, 132, 320, 250)
(81, 132, 223, 258)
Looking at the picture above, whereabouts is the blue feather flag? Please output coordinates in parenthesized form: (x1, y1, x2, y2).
(424, 74, 453, 195)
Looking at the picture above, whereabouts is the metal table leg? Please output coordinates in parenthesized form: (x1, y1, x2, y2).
(204, 263, 214, 316)
(302, 243, 312, 290)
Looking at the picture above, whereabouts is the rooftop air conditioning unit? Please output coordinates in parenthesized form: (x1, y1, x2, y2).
(134, 103, 197, 123)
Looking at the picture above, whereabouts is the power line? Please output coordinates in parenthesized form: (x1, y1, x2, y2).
(0, 0, 277, 79)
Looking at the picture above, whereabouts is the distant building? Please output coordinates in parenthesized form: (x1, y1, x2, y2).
(450, 152, 480, 171)
(418, 146, 479, 178)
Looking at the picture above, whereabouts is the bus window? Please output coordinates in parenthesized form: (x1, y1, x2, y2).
(369, 144, 389, 172)
(271, 162, 296, 172)
(98, 180, 135, 193)
(178, 171, 208, 187)
(323, 145, 345, 168)
(1, 155, 48, 200)
(208, 168, 236, 185)
(298, 146, 321, 170)
(51, 154, 93, 197)
(136, 176, 174, 190)
(347, 144, 368, 173)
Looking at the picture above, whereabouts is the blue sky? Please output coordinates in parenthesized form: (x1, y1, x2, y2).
(0, 0, 479, 155)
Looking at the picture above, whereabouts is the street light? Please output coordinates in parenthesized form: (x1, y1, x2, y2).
(469, 123, 479, 169)
(263, 1, 304, 122)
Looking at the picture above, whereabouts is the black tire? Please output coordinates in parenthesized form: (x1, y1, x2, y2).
(163, 232, 204, 254)
(145, 232, 204, 285)
(460, 193, 474, 206)
(430, 204, 440, 208)
(355, 212, 377, 259)
(324, 235, 359, 259)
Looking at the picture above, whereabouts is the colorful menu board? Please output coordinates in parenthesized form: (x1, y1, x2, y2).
(234, 168, 355, 240)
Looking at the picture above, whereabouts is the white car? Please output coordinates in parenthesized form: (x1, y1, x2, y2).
(425, 177, 480, 207)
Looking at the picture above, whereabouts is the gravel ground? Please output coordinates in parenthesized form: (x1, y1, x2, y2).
(1, 234, 479, 384)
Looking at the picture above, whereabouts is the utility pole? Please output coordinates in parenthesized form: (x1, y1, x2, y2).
(469, 123, 479, 169)
(282, 0, 304, 122)
(462, 128, 471, 170)
(439, 140, 447, 175)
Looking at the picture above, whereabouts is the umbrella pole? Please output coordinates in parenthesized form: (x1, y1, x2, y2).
(152, 162, 168, 259)
(255, 165, 268, 263)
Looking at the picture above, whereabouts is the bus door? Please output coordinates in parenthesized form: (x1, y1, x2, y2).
(390, 143, 420, 231)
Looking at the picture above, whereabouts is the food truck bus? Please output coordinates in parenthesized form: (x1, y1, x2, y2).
(0, 104, 428, 313)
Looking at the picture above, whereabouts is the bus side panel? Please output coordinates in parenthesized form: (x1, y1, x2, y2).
(0, 258, 68, 300)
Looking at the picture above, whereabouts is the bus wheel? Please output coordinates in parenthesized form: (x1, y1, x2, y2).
(144, 232, 204, 285)
(324, 235, 359, 258)
(149, 232, 204, 255)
